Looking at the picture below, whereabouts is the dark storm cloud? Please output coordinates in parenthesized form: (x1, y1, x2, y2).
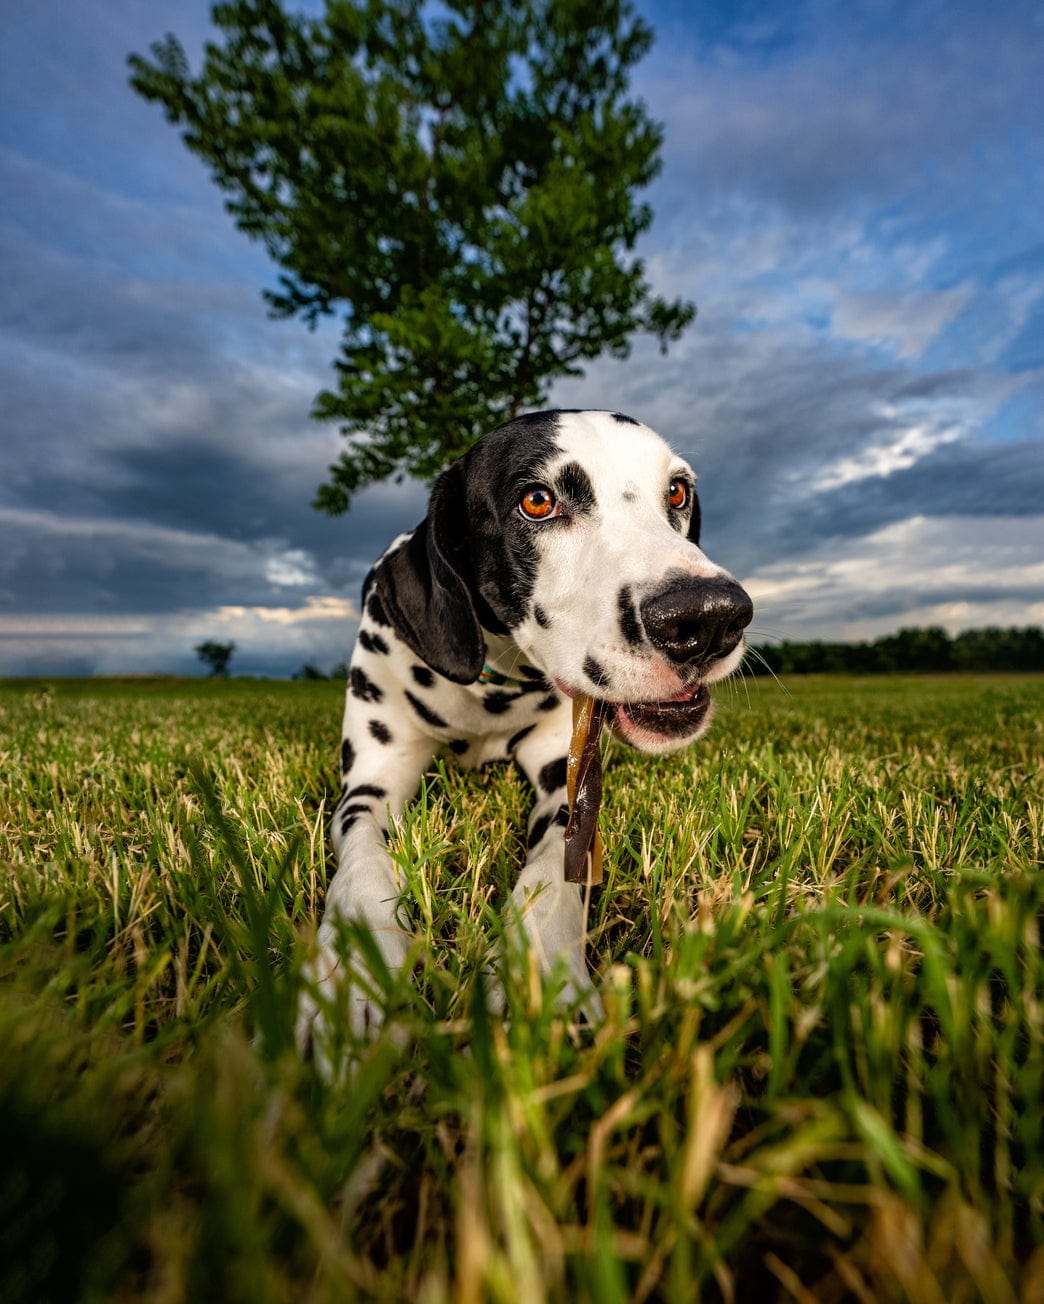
(0, 176, 427, 624)
(0, 511, 272, 615)
(0, 474, 425, 620)
(646, 0, 1044, 219)
(792, 439, 1044, 547)
(0, 225, 215, 380)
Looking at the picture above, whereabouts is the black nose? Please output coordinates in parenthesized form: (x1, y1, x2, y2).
(640, 577, 754, 667)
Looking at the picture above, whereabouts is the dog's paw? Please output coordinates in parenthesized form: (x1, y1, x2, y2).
(295, 950, 391, 1082)
(557, 971, 606, 1027)
(486, 944, 605, 1030)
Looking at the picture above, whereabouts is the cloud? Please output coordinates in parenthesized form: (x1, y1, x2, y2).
(809, 416, 963, 493)
(265, 550, 324, 587)
(213, 595, 355, 626)
(744, 513, 1044, 642)
(0, 507, 313, 612)
(822, 283, 976, 360)
(0, 464, 424, 612)
(0, 184, 428, 628)
(644, 0, 1044, 219)
(0, 595, 359, 679)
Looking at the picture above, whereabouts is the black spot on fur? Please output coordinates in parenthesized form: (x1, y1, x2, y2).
(411, 665, 435, 688)
(358, 628, 390, 655)
(341, 738, 355, 775)
(528, 802, 570, 849)
(339, 802, 377, 836)
(449, 739, 470, 755)
(533, 605, 551, 629)
(518, 675, 552, 694)
(346, 783, 386, 802)
(507, 724, 536, 752)
(618, 585, 643, 646)
(350, 667, 383, 703)
(528, 812, 552, 850)
(367, 591, 391, 626)
(537, 694, 561, 712)
(583, 656, 611, 690)
(483, 690, 520, 714)
(405, 690, 448, 728)
(612, 411, 640, 425)
(369, 719, 392, 744)
(539, 757, 568, 794)
(557, 461, 597, 515)
(519, 665, 546, 680)
(341, 803, 375, 820)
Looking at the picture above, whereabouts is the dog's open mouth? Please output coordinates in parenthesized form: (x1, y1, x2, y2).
(611, 681, 711, 736)
(554, 677, 712, 740)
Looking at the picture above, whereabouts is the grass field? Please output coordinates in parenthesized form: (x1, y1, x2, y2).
(1, 673, 1042, 1302)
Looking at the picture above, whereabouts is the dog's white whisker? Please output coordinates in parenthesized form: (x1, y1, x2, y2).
(744, 645, 791, 697)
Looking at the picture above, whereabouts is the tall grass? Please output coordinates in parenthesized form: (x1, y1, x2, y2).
(1, 674, 1041, 1301)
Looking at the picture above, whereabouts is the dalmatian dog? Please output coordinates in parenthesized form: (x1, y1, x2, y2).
(296, 409, 752, 1059)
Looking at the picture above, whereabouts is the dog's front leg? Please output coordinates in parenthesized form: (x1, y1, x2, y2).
(296, 707, 435, 1067)
(509, 723, 605, 1020)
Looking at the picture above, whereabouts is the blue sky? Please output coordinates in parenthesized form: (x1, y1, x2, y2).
(1, 0, 1042, 676)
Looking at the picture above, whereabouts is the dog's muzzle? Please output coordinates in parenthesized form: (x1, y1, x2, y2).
(640, 576, 754, 669)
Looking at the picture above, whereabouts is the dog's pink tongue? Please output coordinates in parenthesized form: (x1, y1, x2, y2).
(564, 696, 608, 884)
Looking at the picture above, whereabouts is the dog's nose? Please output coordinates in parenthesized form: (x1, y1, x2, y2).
(640, 577, 754, 666)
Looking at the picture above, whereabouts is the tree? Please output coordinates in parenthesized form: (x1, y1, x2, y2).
(128, 0, 694, 512)
(196, 640, 236, 677)
(293, 662, 329, 679)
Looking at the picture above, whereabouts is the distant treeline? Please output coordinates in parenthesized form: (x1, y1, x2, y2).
(749, 626, 1044, 675)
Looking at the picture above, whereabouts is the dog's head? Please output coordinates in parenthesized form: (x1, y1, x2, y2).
(378, 409, 753, 754)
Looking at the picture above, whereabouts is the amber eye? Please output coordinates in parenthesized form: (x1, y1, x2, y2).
(668, 478, 689, 510)
(519, 486, 558, 520)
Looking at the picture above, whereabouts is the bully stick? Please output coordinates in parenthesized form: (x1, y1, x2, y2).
(563, 694, 609, 884)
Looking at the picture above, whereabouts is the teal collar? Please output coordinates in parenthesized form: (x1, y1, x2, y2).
(478, 662, 527, 687)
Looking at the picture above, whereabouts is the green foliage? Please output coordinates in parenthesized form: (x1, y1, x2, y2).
(128, 1, 694, 512)
(293, 662, 330, 680)
(1, 674, 1042, 1299)
(196, 638, 237, 676)
(752, 623, 1044, 674)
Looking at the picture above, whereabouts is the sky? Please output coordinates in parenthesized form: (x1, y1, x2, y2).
(1, 0, 1042, 678)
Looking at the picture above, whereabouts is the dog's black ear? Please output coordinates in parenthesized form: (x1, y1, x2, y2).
(687, 491, 702, 547)
(374, 462, 484, 684)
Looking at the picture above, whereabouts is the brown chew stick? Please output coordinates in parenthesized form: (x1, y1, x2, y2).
(564, 694, 608, 884)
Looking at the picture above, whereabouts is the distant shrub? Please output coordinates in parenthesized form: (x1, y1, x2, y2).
(750, 625, 1044, 674)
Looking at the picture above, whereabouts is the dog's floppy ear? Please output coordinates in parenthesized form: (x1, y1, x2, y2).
(375, 462, 484, 684)
(687, 491, 702, 547)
